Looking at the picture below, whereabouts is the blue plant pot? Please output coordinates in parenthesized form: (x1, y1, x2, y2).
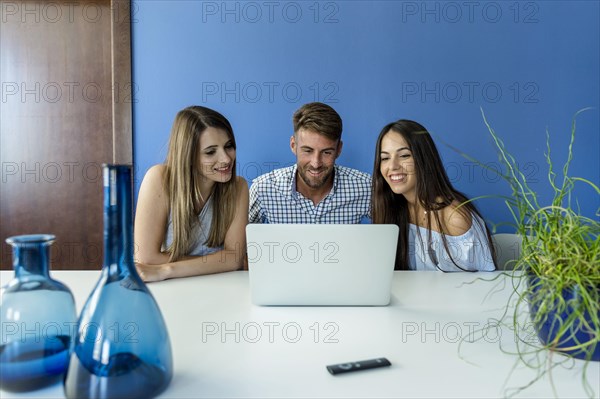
(527, 275, 600, 361)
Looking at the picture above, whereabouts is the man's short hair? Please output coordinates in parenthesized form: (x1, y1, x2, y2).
(292, 102, 342, 141)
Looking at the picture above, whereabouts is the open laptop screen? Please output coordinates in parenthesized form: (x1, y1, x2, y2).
(247, 224, 399, 306)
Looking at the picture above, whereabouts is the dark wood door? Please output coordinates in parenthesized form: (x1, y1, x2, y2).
(0, 0, 132, 270)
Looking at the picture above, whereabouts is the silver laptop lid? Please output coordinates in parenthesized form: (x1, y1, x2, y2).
(247, 224, 399, 306)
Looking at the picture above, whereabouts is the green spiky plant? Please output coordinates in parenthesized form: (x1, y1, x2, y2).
(457, 109, 599, 397)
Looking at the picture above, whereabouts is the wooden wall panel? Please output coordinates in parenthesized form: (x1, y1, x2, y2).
(0, 0, 132, 270)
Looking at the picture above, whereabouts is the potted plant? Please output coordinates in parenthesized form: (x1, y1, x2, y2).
(457, 109, 599, 397)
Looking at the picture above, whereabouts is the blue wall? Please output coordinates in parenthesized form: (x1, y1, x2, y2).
(132, 1, 599, 230)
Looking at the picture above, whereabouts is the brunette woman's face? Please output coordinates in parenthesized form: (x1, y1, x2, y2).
(379, 130, 417, 201)
(197, 127, 235, 183)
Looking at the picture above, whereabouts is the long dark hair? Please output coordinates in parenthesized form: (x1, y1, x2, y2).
(371, 120, 495, 271)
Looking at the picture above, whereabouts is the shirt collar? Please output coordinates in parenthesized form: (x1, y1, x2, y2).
(289, 164, 339, 200)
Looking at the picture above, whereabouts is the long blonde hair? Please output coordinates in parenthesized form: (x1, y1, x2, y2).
(163, 106, 238, 262)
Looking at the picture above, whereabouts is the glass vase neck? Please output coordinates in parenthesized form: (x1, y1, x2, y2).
(6, 234, 55, 279)
(102, 164, 135, 277)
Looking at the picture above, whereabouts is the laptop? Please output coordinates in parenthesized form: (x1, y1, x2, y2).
(247, 224, 399, 306)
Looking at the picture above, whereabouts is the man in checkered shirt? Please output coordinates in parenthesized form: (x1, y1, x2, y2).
(249, 102, 371, 224)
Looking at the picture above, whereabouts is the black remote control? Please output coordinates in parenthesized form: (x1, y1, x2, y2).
(326, 357, 391, 375)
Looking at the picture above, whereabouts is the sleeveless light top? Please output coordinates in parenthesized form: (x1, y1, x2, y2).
(164, 195, 222, 257)
(408, 214, 495, 272)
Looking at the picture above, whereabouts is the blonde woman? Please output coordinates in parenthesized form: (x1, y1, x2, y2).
(135, 106, 248, 282)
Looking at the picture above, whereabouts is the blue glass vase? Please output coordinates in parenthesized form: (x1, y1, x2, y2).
(64, 164, 173, 398)
(0, 234, 77, 392)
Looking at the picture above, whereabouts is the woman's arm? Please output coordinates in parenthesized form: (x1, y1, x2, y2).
(135, 176, 249, 282)
(134, 165, 171, 266)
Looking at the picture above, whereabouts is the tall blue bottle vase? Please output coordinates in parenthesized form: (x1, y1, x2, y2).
(63, 164, 173, 399)
(0, 234, 77, 392)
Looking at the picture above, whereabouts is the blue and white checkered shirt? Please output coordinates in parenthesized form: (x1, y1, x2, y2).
(249, 165, 372, 224)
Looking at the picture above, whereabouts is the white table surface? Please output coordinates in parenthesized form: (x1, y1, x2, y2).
(1, 270, 599, 398)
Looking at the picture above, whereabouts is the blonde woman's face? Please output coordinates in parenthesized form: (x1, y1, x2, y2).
(197, 127, 235, 183)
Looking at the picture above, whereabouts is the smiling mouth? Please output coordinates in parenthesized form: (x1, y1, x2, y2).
(215, 165, 231, 173)
(389, 174, 407, 183)
(307, 169, 325, 177)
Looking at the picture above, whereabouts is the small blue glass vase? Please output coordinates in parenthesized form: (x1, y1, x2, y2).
(64, 164, 173, 399)
(0, 234, 77, 392)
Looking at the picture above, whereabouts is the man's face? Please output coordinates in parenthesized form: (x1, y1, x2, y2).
(291, 128, 342, 190)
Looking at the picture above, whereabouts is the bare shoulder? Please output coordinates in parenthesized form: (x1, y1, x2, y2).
(235, 175, 249, 190)
(441, 201, 472, 236)
(234, 176, 249, 207)
(233, 176, 249, 217)
(139, 164, 167, 199)
(136, 165, 169, 222)
(235, 176, 249, 196)
(145, 164, 166, 180)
